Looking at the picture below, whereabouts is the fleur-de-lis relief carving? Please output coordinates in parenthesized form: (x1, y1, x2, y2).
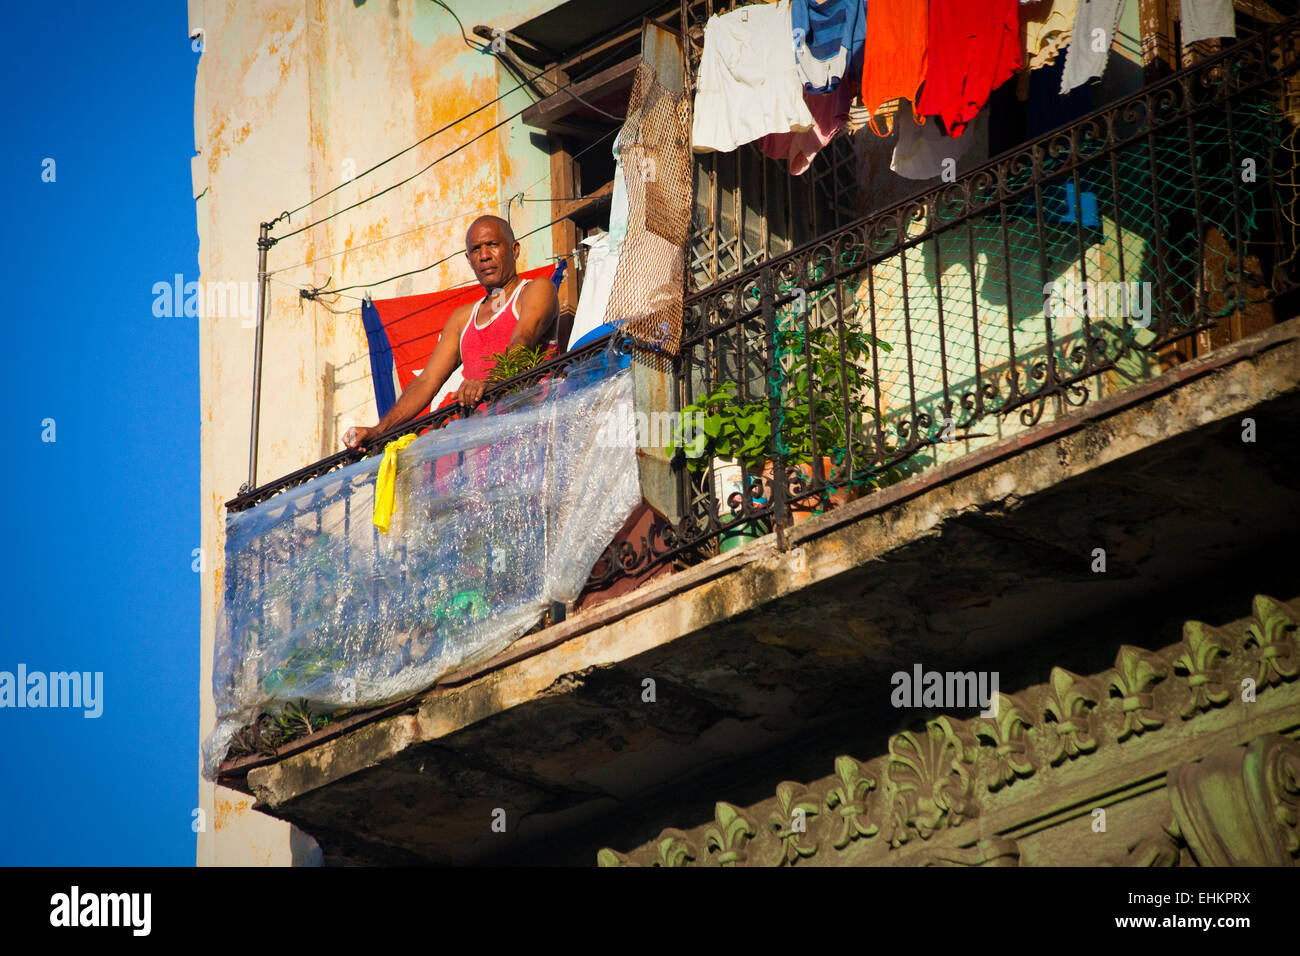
(973, 693, 1036, 791)
(1242, 594, 1299, 688)
(646, 829, 696, 868)
(596, 847, 632, 867)
(1258, 735, 1300, 859)
(932, 714, 979, 765)
(1170, 620, 1232, 719)
(888, 721, 973, 846)
(1108, 645, 1168, 742)
(1038, 668, 1101, 765)
(703, 802, 756, 867)
(768, 780, 821, 864)
(822, 756, 879, 850)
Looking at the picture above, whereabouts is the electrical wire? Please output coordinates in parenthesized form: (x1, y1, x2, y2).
(285, 129, 618, 299)
(279, 71, 524, 223)
(272, 1, 518, 222)
(269, 275, 362, 311)
(429, 0, 489, 53)
(490, 36, 628, 122)
(300, 207, 585, 300)
(435, 0, 628, 122)
(270, 3, 653, 307)
(268, 125, 619, 277)
(273, 45, 628, 242)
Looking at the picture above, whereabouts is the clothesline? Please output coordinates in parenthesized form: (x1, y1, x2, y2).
(689, 0, 1240, 181)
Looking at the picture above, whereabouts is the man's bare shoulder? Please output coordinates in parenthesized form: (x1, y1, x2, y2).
(444, 297, 480, 332)
(519, 274, 559, 310)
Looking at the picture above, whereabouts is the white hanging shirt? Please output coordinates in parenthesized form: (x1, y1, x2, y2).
(1060, 0, 1128, 95)
(1180, 0, 1235, 44)
(891, 110, 978, 181)
(692, 0, 815, 154)
(569, 232, 620, 346)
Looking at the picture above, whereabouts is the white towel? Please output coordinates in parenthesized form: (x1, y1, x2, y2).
(1180, 0, 1235, 44)
(1060, 0, 1128, 94)
(569, 233, 620, 346)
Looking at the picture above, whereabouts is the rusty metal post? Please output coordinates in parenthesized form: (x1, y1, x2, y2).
(246, 222, 272, 493)
(761, 265, 791, 549)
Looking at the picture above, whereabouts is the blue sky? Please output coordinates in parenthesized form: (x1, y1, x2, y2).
(0, 4, 199, 864)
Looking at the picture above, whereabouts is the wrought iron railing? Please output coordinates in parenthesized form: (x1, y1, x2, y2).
(225, 333, 624, 513)
(610, 15, 1300, 579)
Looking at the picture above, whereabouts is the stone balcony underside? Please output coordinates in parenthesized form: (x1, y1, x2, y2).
(221, 318, 1300, 865)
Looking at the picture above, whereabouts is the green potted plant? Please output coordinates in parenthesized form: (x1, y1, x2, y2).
(669, 381, 773, 551)
(486, 343, 551, 396)
(773, 321, 889, 514)
(669, 320, 899, 548)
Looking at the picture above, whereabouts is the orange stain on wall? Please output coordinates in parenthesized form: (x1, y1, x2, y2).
(214, 792, 252, 830)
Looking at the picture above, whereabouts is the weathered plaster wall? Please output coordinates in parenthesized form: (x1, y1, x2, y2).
(190, 0, 558, 865)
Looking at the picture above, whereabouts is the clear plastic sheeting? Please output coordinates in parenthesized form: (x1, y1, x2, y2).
(202, 353, 640, 779)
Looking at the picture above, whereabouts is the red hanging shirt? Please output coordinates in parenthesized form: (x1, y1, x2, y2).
(916, 0, 1022, 138)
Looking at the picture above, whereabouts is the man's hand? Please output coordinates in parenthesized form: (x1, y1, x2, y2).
(455, 378, 488, 409)
(344, 425, 379, 450)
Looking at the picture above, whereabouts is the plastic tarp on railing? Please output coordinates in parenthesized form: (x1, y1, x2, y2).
(202, 353, 640, 779)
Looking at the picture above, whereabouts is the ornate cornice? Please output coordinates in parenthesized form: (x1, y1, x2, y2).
(599, 594, 1300, 866)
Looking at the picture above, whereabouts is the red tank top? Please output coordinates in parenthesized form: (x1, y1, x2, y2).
(458, 278, 558, 380)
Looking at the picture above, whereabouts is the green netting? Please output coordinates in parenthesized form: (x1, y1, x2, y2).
(760, 91, 1283, 489)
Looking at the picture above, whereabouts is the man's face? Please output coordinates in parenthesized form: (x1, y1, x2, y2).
(465, 221, 518, 289)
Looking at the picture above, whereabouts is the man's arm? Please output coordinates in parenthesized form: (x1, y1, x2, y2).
(344, 306, 467, 449)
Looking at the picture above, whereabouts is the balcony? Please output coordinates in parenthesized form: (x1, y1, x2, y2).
(209, 19, 1300, 864)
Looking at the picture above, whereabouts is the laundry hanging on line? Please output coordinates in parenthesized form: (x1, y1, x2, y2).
(890, 108, 983, 181)
(792, 0, 866, 94)
(859, 0, 928, 136)
(692, 0, 815, 154)
(1060, 0, 1128, 94)
(1020, 0, 1078, 72)
(918, 0, 1022, 138)
(569, 232, 619, 347)
(759, 80, 853, 175)
(1180, 0, 1235, 44)
(687, 0, 1180, 181)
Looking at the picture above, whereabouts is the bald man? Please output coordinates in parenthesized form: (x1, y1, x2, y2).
(345, 215, 562, 450)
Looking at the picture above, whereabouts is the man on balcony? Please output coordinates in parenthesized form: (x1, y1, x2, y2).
(344, 214, 561, 449)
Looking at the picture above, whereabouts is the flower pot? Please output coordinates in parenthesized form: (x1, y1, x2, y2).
(711, 459, 770, 551)
(710, 456, 859, 546)
(785, 457, 861, 522)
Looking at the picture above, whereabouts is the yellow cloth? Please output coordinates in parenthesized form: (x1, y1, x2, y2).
(372, 433, 418, 534)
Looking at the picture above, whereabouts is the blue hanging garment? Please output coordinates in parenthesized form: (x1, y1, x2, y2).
(791, 0, 866, 94)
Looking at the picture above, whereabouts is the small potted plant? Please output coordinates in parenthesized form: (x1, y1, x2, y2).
(669, 320, 896, 547)
(669, 381, 773, 551)
(486, 344, 552, 396)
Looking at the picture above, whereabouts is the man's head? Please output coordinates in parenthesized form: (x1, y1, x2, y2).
(464, 215, 520, 290)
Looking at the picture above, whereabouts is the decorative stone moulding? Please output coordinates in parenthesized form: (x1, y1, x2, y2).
(599, 594, 1300, 867)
